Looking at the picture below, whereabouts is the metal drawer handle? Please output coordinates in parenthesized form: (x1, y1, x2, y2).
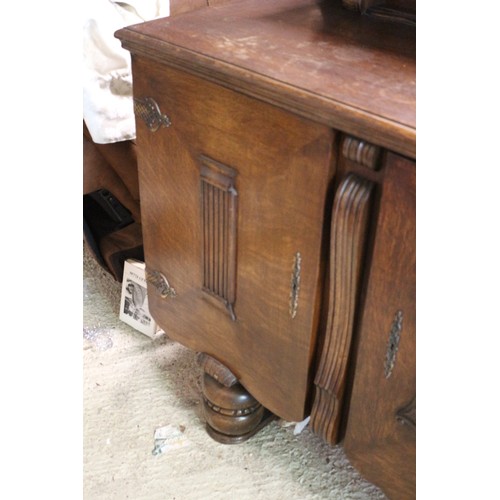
(134, 97, 171, 132)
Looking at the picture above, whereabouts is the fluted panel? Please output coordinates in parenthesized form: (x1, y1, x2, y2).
(311, 174, 373, 444)
(199, 155, 238, 320)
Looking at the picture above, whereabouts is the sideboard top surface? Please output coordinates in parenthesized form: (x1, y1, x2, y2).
(116, 0, 416, 157)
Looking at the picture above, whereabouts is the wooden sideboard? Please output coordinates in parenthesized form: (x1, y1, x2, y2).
(116, 0, 415, 497)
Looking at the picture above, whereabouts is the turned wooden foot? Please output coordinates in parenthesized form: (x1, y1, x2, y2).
(198, 353, 275, 444)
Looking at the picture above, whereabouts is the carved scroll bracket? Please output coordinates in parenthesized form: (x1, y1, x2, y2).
(311, 173, 374, 444)
(342, 135, 381, 170)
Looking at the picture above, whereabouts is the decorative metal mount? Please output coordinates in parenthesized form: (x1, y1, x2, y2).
(146, 269, 177, 299)
(134, 97, 171, 132)
(384, 310, 404, 378)
(289, 252, 302, 318)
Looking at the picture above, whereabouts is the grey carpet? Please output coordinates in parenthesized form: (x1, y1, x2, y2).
(83, 242, 386, 499)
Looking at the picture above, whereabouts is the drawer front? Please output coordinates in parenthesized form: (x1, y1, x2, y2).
(343, 152, 416, 499)
(132, 57, 335, 421)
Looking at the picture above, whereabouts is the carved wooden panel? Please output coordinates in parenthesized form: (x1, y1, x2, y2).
(199, 155, 238, 320)
(311, 173, 373, 444)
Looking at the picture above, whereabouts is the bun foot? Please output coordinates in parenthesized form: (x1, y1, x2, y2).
(201, 372, 275, 444)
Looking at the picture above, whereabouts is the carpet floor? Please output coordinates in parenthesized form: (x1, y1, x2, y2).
(83, 242, 386, 499)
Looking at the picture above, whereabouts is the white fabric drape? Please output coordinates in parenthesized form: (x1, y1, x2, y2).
(83, 0, 170, 144)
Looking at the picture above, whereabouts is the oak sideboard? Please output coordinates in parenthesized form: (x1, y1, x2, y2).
(116, 1, 416, 497)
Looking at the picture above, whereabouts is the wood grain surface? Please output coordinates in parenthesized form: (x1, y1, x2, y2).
(116, 0, 415, 158)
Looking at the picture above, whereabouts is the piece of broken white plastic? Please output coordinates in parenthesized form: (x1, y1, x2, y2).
(152, 424, 190, 455)
(293, 416, 310, 435)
